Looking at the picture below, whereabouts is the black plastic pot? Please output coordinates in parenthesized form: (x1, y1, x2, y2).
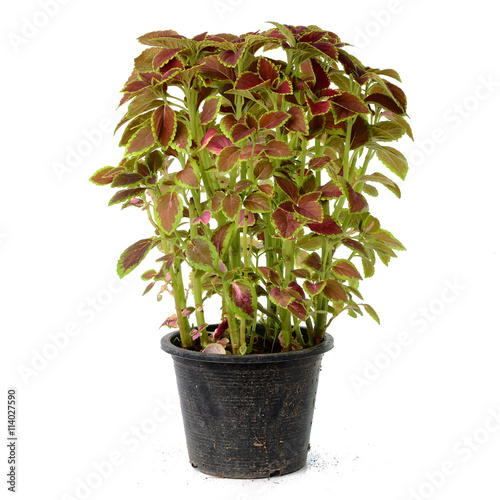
(161, 326, 333, 479)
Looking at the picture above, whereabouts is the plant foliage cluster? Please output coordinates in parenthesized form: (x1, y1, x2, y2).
(91, 22, 411, 355)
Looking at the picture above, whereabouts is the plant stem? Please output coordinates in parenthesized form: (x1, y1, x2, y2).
(159, 233, 192, 348)
(188, 203, 207, 347)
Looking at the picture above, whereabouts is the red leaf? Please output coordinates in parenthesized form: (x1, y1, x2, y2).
(109, 188, 146, 206)
(238, 209, 255, 227)
(211, 223, 232, 254)
(346, 181, 368, 213)
(258, 58, 279, 82)
(258, 266, 282, 286)
(332, 92, 371, 114)
(172, 121, 191, 152)
(263, 140, 293, 159)
(310, 58, 330, 92)
(222, 193, 241, 219)
(217, 146, 242, 172)
(153, 48, 182, 69)
(365, 93, 404, 115)
(155, 191, 182, 234)
(90, 166, 116, 186)
(287, 282, 306, 300)
(231, 123, 255, 143)
(309, 156, 331, 170)
(307, 216, 342, 235)
(176, 162, 198, 188)
(294, 200, 323, 222)
(303, 252, 323, 272)
(323, 280, 347, 301)
(312, 41, 339, 60)
(306, 95, 331, 116)
(270, 287, 293, 308)
(235, 72, 265, 90)
(244, 193, 271, 212)
(187, 238, 218, 271)
(319, 181, 342, 199)
(304, 280, 326, 296)
(217, 46, 245, 67)
(200, 96, 221, 125)
(286, 106, 308, 133)
(117, 238, 155, 278)
(152, 104, 176, 148)
(193, 210, 211, 225)
(206, 134, 233, 155)
(200, 128, 218, 150)
(229, 280, 255, 318)
(287, 301, 307, 321)
(332, 260, 362, 280)
(342, 238, 368, 257)
(271, 209, 301, 239)
(259, 111, 291, 130)
(126, 123, 156, 156)
(275, 177, 299, 202)
(274, 78, 293, 94)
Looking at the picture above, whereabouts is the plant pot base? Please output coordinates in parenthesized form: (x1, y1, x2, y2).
(162, 327, 333, 479)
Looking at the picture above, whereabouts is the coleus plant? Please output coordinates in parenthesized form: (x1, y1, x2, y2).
(90, 22, 411, 355)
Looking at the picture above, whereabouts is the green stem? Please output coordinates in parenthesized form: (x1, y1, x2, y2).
(188, 203, 207, 346)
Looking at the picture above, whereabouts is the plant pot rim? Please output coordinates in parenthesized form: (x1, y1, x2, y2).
(161, 327, 333, 364)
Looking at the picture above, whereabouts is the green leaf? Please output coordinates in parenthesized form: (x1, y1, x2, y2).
(357, 172, 401, 198)
(362, 257, 375, 278)
(186, 237, 218, 272)
(363, 184, 378, 197)
(369, 144, 408, 180)
(370, 229, 406, 251)
(362, 303, 380, 324)
(154, 191, 182, 234)
(117, 238, 156, 278)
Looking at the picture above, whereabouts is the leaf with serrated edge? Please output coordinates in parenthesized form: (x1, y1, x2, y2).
(200, 96, 222, 124)
(186, 237, 218, 272)
(117, 238, 156, 278)
(362, 303, 380, 324)
(332, 259, 362, 280)
(228, 280, 256, 319)
(154, 191, 182, 234)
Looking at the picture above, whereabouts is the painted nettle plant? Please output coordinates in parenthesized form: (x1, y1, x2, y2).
(90, 22, 411, 355)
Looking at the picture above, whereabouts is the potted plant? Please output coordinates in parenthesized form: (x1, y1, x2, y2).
(90, 22, 411, 478)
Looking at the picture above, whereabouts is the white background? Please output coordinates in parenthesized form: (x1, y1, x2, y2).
(2, 1, 499, 499)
